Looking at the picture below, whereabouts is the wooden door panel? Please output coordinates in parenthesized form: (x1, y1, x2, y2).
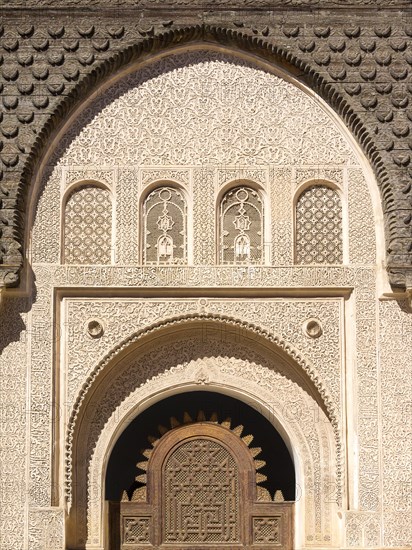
(116, 423, 293, 549)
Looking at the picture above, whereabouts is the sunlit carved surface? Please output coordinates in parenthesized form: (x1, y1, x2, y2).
(295, 186, 342, 265)
(64, 185, 112, 264)
(57, 52, 358, 167)
(1, 30, 408, 550)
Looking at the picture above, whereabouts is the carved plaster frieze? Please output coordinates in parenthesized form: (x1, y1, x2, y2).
(33, 263, 374, 288)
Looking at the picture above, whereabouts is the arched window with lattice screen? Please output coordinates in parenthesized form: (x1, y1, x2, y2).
(219, 186, 263, 265)
(295, 185, 343, 264)
(63, 184, 112, 264)
(142, 186, 187, 265)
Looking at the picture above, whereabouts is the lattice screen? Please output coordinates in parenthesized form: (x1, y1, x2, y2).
(253, 517, 280, 544)
(143, 186, 187, 265)
(123, 517, 150, 544)
(220, 186, 263, 264)
(64, 185, 112, 264)
(295, 185, 343, 264)
(164, 438, 239, 544)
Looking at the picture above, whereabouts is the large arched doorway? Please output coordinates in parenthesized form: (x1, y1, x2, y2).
(106, 392, 296, 549)
(66, 317, 339, 549)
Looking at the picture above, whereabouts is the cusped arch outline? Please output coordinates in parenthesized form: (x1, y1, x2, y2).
(9, 24, 401, 288)
(65, 312, 343, 504)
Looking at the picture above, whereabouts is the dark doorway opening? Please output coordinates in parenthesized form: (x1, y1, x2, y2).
(106, 390, 295, 502)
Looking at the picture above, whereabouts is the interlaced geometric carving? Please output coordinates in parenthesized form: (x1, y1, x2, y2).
(63, 185, 112, 264)
(220, 186, 263, 264)
(123, 517, 150, 544)
(143, 186, 187, 265)
(295, 185, 342, 265)
(253, 517, 280, 544)
(164, 438, 239, 543)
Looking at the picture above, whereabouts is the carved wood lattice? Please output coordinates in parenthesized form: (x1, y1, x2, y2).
(164, 438, 239, 543)
(115, 422, 293, 549)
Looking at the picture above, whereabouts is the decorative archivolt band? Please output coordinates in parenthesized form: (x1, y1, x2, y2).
(65, 312, 343, 504)
(4, 23, 406, 287)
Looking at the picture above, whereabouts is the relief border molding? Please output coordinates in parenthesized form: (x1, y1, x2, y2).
(0, 21, 411, 289)
(1, 0, 410, 8)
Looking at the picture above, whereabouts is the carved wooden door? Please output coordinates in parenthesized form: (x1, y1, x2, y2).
(116, 422, 293, 549)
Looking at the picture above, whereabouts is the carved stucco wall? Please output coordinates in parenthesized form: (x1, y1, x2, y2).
(63, 298, 343, 412)
(378, 300, 412, 548)
(50, 51, 359, 167)
(0, 297, 28, 549)
(0, 5, 411, 288)
(0, 32, 410, 550)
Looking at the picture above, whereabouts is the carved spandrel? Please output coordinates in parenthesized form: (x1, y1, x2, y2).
(55, 52, 358, 168)
(64, 298, 342, 412)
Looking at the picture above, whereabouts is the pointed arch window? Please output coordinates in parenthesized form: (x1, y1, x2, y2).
(295, 185, 342, 264)
(220, 186, 263, 264)
(142, 186, 187, 265)
(63, 184, 112, 264)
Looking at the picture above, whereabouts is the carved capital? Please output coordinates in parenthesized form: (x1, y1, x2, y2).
(407, 288, 412, 309)
(0, 266, 21, 288)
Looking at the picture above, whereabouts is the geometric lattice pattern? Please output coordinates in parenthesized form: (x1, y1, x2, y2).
(164, 438, 239, 543)
(253, 517, 280, 544)
(220, 186, 263, 264)
(123, 517, 150, 544)
(64, 185, 112, 264)
(295, 185, 342, 265)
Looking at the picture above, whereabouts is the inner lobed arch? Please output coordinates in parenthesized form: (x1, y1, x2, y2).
(69, 316, 334, 450)
(105, 390, 296, 503)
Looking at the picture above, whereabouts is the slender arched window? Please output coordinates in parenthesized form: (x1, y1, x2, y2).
(63, 184, 112, 264)
(220, 186, 263, 264)
(142, 186, 187, 265)
(295, 185, 342, 264)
